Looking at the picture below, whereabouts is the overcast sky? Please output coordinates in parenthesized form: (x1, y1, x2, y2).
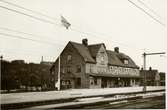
(0, 0, 166, 72)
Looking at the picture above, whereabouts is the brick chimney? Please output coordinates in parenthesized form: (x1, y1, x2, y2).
(149, 67, 152, 71)
(114, 47, 119, 53)
(82, 38, 88, 46)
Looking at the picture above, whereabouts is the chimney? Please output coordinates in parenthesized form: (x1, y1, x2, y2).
(82, 38, 88, 46)
(114, 47, 119, 53)
(149, 67, 152, 71)
(141, 67, 143, 70)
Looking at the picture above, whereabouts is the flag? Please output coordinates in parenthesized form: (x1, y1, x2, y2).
(61, 16, 71, 29)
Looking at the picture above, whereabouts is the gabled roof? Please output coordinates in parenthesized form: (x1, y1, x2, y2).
(107, 50, 139, 68)
(88, 43, 105, 58)
(51, 40, 139, 69)
(70, 41, 95, 63)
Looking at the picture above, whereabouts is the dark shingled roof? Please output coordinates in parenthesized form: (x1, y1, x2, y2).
(88, 43, 105, 58)
(70, 41, 95, 63)
(70, 41, 138, 68)
(107, 50, 139, 68)
(51, 41, 139, 69)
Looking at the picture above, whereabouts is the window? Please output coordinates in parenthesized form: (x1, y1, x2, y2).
(67, 66, 72, 73)
(94, 78, 97, 85)
(66, 80, 70, 85)
(91, 81, 93, 85)
(51, 71, 54, 75)
(124, 59, 128, 64)
(62, 81, 65, 85)
(62, 67, 65, 73)
(76, 65, 81, 72)
(67, 55, 72, 62)
(51, 78, 54, 82)
(76, 78, 81, 86)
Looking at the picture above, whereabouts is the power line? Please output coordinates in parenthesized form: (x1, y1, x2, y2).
(0, 27, 48, 38)
(0, 1, 149, 51)
(127, 0, 165, 27)
(1, 49, 55, 58)
(0, 0, 147, 51)
(0, 0, 60, 22)
(0, 32, 64, 46)
(71, 27, 145, 51)
(0, 27, 67, 44)
(0, 5, 60, 26)
(137, 0, 163, 19)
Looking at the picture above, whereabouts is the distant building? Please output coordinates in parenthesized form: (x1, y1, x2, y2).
(11, 60, 25, 64)
(1, 60, 52, 91)
(140, 67, 160, 86)
(50, 39, 140, 89)
(159, 72, 165, 86)
(40, 61, 54, 66)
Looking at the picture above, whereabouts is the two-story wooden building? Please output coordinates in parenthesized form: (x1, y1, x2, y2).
(50, 39, 140, 89)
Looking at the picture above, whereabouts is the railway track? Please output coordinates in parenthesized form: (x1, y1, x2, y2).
(23, 91, 165, 109)
(1, 90, 165, 109)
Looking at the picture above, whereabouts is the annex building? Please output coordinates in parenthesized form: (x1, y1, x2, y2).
(50, 39, 140, 89)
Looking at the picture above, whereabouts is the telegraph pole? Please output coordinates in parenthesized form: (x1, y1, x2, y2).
(143, 52, 165, 92)
(55, 55, 61, 91)
(0, 55, 3, 90)
(0, 55, 3, 75)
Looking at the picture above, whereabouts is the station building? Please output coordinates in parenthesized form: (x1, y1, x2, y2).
(50, 39, 140, 89)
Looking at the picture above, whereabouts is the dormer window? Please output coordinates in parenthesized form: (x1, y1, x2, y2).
(124, 59, 129, 64)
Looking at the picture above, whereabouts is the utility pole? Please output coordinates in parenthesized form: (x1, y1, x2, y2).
(0, 55, 3, 90)
(0, 55, 3, 75)
(143, 52, 165, 92)
(55, 55, 61, 91)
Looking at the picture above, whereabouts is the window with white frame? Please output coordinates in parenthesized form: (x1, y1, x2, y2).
(124, 59, 129, 64)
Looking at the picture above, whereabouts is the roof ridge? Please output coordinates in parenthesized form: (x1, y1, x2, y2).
(69, 41, 83, 45)
(88, 43, 104, 46)
(69, 41, 95, 63)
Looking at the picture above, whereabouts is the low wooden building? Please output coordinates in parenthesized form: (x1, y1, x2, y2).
(50, 39, 140, 89)
(140, 67, 160, 86)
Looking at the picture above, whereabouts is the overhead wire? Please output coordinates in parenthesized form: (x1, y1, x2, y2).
(0, 0, 60, 22)
(0, 0, 158, 52)
(71, 27, 145, 51)
(137, 0, 163, 20)
(0, 0, 146, 52)
(127, 0, 166, 27)
(0, 5, 60, 26)
(1, 49, 56, 58)
(0, 32, 64, 47)
(0, 27, 67, 44)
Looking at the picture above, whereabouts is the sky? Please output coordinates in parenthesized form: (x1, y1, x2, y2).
(0, 0, 166, 72)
